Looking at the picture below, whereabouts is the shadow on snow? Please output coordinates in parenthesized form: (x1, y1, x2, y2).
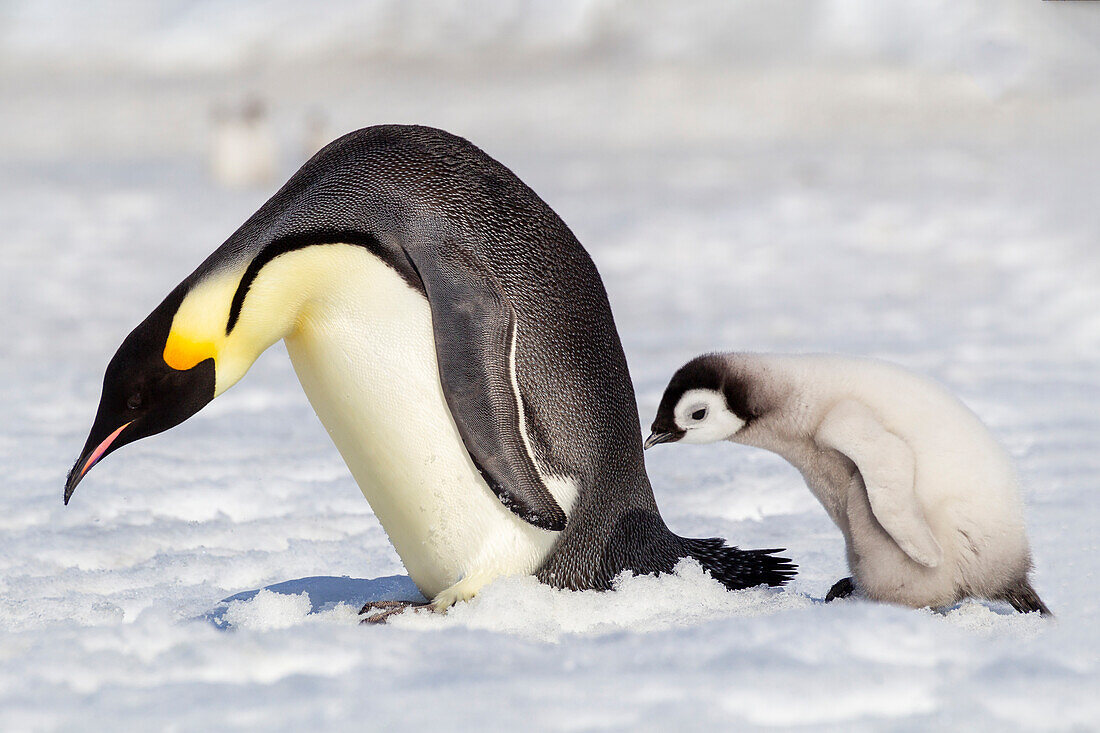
(202, 574, 426, 629)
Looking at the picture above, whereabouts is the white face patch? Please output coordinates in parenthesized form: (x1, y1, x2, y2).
(673, 388, 746, 444)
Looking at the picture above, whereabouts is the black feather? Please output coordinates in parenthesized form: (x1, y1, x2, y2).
(680, 536, 797, 589)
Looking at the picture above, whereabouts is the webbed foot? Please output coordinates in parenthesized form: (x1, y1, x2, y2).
(430, 572, 491, 612)
(359, 600, 427, 624)
(825, 577, 855, 602)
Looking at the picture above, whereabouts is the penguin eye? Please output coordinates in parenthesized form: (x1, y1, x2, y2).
(126, 393, 143, 411)
(691, 407, 707, 421)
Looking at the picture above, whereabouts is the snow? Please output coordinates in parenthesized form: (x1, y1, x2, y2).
(2, 1, 1100, 730)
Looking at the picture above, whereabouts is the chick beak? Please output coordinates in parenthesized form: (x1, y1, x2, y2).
(644, 431, 676, 450)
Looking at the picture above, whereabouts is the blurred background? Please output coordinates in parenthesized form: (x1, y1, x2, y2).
(2, 1, 1099, 729)
(4, 0, 1100, 158)
(3, 0, 1099, 366)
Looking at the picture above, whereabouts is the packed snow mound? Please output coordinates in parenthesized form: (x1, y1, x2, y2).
(204, 562, 1046, 646)
(206, 561, 810, 641)
(390, 561, 808, 642)
(225, 590, 320, 631)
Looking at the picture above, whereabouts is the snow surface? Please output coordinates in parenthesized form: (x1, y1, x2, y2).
(2, 1, 1099, 730)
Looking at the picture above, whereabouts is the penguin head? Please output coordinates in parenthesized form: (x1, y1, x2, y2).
(64, 243, 337, 505)
(65, 292, 216, 505)
(645, 353, 755, 449)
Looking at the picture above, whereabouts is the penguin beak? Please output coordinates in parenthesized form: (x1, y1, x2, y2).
(644, 431, 677, 450)
(65, 421, 132, 505)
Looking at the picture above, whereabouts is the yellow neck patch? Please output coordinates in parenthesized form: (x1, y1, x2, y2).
(163, 333, 218, 371)
(161, 245, 366, 395)
(161, 270, 241, 374)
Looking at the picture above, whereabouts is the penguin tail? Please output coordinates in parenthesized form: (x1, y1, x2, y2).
(1001, 579, 1053, 617)
(680, 536, 797, 590)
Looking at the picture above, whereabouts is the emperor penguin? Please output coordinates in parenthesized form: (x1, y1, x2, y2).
(209, 97, 278, 189)
(646, 352, 1051, 616)
(65, 125, 794, 614)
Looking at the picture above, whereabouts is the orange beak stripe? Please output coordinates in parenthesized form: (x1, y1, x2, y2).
(79, 421, 132, 478)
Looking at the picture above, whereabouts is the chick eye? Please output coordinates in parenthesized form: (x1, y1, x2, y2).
(126, 393, 142, 411)
(691, 408, 707, 421)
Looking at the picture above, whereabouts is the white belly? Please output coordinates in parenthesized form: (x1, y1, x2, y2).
(281, 245, 567, 598)
(282, 246, 561, 599)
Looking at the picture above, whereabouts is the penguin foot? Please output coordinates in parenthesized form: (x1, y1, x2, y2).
(825, 577, 855, 602)
(430, 573, 490, 612)
(358, 600, 427, 624)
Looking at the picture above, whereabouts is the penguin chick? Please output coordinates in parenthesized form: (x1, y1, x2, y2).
(646, 353, 1051, 616)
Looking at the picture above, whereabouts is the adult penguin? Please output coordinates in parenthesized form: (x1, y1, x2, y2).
(65, 125, 795, 612)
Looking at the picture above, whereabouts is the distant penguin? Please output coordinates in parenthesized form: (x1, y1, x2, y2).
(209, 96, 278, 189)
(66, 126, 794, 616)
(647, 352, 1050, 616)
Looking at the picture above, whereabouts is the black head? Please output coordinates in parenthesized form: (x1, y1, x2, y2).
(645, 353, 757, 449)
(65, 294, 216, 504)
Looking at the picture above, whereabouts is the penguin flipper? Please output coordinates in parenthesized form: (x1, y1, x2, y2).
(816, 400, 944, 568)
(404, 239, 567, 532)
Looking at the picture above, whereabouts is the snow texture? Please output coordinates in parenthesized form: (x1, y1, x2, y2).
(1, 1, 1099, 730)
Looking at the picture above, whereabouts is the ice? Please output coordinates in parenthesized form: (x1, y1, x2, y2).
(390, 560, 811, 642)
(219, 590, 369, 632)
(2, 1, 1099, 730)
